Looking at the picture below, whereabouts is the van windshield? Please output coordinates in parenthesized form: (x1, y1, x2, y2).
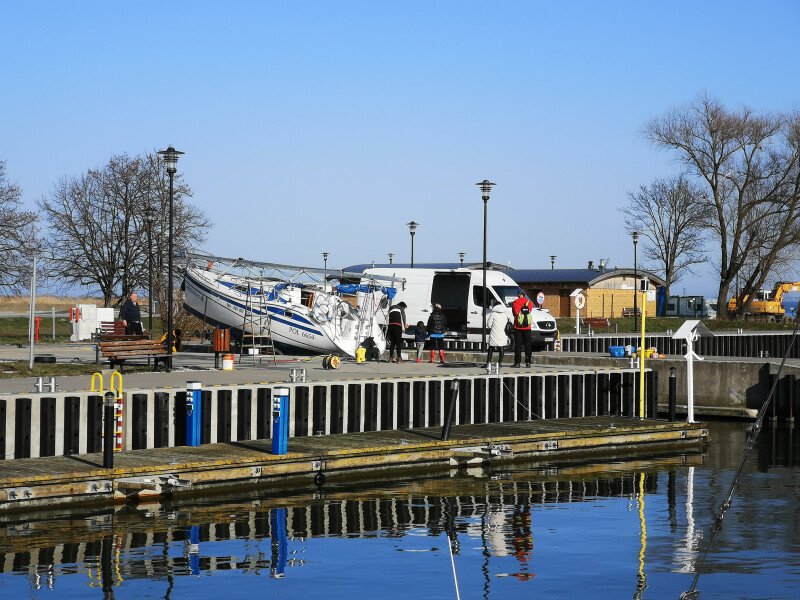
(493, 285, 523, 306)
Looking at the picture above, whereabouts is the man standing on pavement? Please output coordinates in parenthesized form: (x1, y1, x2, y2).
(120, 291, 144, 335)
(511, 290, 533, 368)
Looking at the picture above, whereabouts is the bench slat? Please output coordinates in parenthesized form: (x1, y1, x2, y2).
(100, 341, 164, 350)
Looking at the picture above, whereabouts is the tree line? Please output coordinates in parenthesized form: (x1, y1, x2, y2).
(0, 152, 211, 319)
(622, 94, 800, 320)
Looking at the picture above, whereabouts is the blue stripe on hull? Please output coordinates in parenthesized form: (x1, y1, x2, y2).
(185, 273, 322, 334)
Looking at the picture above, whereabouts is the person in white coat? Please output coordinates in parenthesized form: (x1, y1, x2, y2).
(483, 299, 511, 368)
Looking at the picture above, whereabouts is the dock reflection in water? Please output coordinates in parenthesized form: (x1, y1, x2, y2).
(1, 421, 799, 599)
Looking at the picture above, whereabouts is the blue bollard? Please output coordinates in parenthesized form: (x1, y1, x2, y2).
(188, 525, 200, 575)
(186, 381, 202, 446)
(272, 387, 289, 455)
(270, 508, 288, 578)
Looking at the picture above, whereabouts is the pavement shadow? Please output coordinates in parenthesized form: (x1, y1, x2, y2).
(65, 454, 103, 469)
(226, 440, 272, 454)
(399, 428, 442, 441)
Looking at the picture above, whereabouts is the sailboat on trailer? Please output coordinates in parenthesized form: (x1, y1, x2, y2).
(182, 253, 403, 357)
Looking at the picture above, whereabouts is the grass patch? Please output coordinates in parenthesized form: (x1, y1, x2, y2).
(0, 317, 74, 344)
(0, 316, 164, 344)
(0, 360, 156, 379)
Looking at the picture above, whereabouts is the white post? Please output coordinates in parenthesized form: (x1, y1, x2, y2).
(685, 331, 701, 424)
(51, 306, 56, 340)
(575, 306, 581, 335)
(28, 257, 38, 369)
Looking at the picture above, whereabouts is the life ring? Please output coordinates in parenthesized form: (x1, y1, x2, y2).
(313, 299, 332, 322)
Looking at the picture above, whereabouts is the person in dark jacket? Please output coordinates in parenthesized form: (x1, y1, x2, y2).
(120, 291, 143, 335)
(413, 321, 428, 363)
(387, 301, 408, 362)
(426, 303, 448, 364)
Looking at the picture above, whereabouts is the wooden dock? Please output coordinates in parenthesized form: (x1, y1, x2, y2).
(0, 416, 707, 513)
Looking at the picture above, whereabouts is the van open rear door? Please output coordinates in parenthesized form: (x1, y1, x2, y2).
(431, 272, 469, 337)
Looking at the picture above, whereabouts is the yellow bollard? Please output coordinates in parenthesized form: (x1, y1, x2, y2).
(90, 372, 104, 393)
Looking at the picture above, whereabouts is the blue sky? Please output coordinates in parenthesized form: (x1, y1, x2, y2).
(2, 1, 799, 296)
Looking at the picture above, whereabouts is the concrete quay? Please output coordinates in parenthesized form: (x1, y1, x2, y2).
(0, 416, 708, 513)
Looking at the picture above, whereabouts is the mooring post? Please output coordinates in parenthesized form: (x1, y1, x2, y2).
(103, 391, 115, 468)
(669, 367, 677, 422)
(441, 379, 460, 441)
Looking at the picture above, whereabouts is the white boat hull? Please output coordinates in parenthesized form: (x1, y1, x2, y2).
(183, 268, 385, 357)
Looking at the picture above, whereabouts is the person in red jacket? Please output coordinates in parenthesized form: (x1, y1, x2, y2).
(511, 291, 534, 367)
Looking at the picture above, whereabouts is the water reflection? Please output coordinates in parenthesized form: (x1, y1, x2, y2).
(1, 421, 799, 599)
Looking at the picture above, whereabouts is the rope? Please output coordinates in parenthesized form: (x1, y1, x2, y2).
(679, 315, 800, 599)
(499, 376, 542, 419)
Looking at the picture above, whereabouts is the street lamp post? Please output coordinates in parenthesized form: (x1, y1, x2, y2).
(322, 252, 329, 291)
(407, 221, 418, 268)
(157, 146, 184, 372)
(632, 231, 640, 331)
(388, 252, 394, 265)
(476, 179, 496, 351)
(144, 207, 155, 339)
(458, 252, 465, 267)
(550, 255, 556, 270)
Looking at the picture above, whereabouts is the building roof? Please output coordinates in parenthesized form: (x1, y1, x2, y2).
(344, 264, 667, 287)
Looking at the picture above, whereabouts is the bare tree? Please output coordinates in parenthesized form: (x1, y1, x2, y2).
(38, 153, 211, 309)
(621, 175, 710, 300)
(646, 95, 800, 319)
(0, 161, 42, 294)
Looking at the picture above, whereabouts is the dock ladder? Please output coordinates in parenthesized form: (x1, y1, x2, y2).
(239, 282, 277, 365)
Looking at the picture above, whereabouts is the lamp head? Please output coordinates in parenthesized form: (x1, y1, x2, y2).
(158, 146, 184, 174)
(407, 220, 419, 234)
(476, 179, 496, 200)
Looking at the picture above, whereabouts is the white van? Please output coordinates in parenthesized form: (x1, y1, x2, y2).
(363, 267, 559, 349)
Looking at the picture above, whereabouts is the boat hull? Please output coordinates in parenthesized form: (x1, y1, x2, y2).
(183, 268, 383, 356)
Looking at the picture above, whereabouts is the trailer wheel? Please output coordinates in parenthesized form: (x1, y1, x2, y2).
(767, 316, 777, 323)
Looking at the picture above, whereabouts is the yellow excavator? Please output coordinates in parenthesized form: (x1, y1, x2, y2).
(727, 281, 800, 322)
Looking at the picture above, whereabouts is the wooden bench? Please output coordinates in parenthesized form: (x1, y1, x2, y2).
(622, 307, 641, 318)
(581, 317, 611, 332)
(98, 339, 170, 372)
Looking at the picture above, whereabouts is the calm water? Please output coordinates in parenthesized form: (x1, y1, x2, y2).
(1, 420, 798, 599)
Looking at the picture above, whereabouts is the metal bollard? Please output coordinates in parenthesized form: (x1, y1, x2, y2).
(103, 391, 115, 468)
(669, 367, 677, 422)
(289, 369, 307, 383)
(440, 379, 460, 441)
